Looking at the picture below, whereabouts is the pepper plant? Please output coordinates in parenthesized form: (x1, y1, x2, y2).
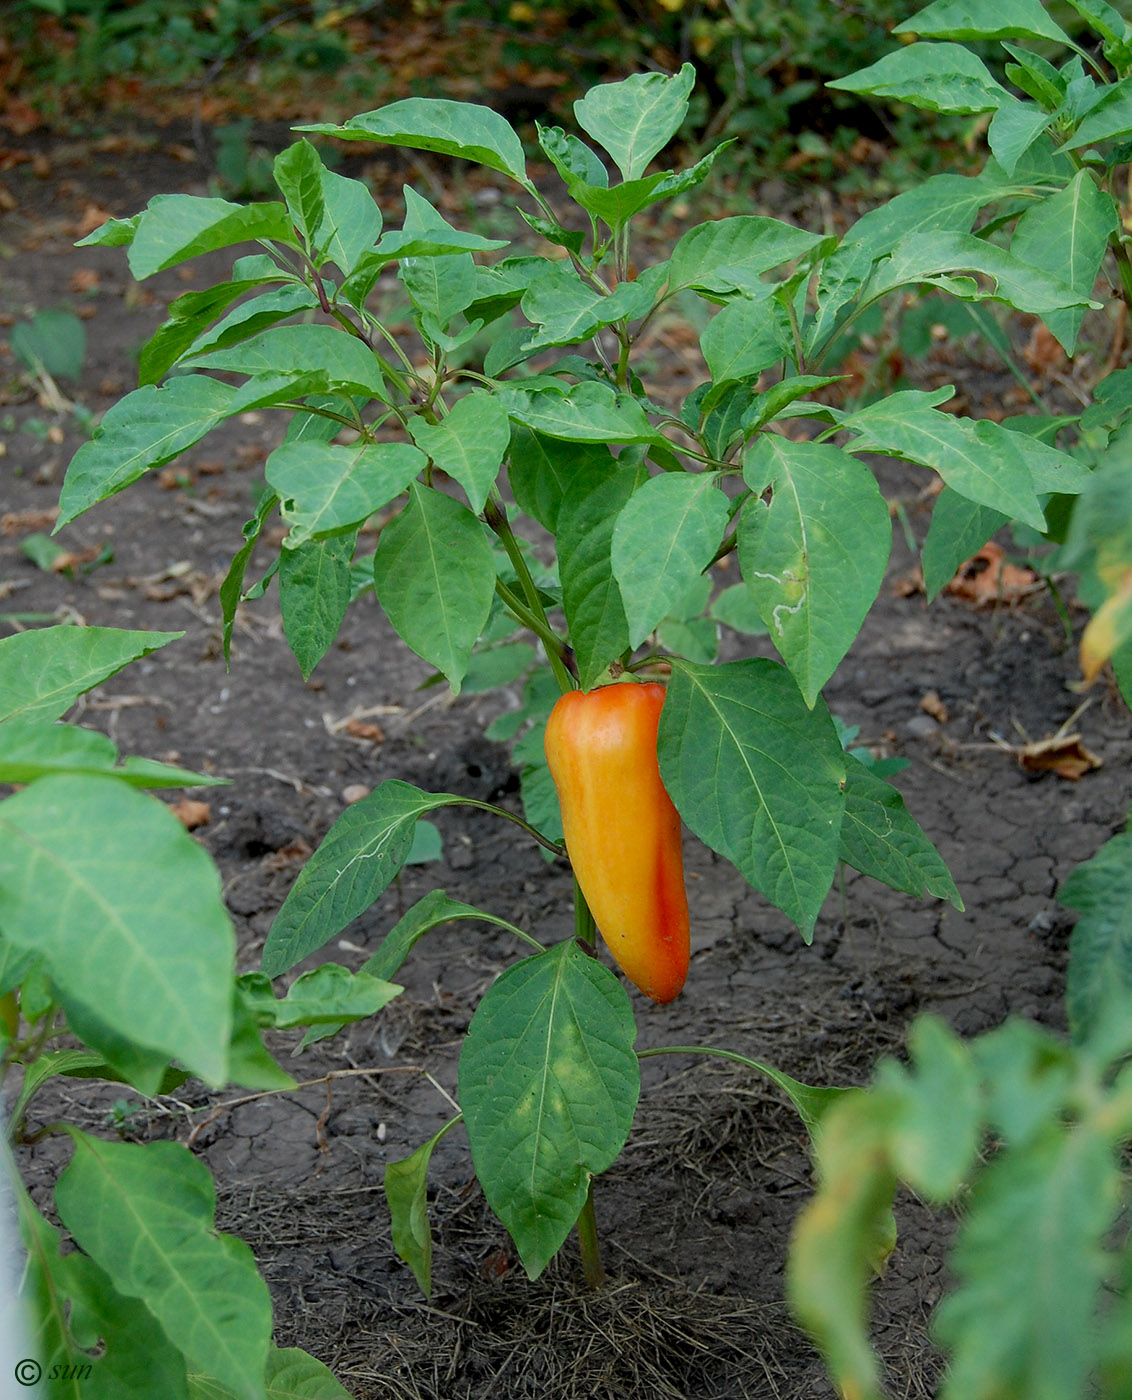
(5, 0, 1132, 1386)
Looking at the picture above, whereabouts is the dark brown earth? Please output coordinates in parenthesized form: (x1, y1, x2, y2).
(2, 121, 1130, 1400)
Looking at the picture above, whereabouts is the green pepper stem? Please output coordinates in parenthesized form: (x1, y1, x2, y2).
(575, 1179, 606, 1289)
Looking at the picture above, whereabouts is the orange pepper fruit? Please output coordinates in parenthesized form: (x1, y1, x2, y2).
(544, 681, 689, 1003)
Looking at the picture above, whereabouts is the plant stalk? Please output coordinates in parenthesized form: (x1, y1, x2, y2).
(575, 1179, 606, 1288)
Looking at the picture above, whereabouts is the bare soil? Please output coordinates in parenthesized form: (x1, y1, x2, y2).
(2, 121, 1130, 1400)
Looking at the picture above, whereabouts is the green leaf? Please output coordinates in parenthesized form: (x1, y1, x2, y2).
(372, 483, 496, 693)
(298, 98, 531, 188)
(266, 439, 424, 548)
(519, 260, 660, 349)
(0, 626, 182, 725)
(894, 0, 1071, 42)
(11, 309, 85, 381)
(58, 376, 236, 525)
(273, 139, 326, 247)
(188, 1346, 355, 1400)
(360, 888, 536, 985)
(260, 780, 463, 977)
(128, 194, 295, 279)
(0, 775, 234, 1087)
(1059, 827, 1132, 1045)
(55, 1135, 273, 1400)
(573, 64, 694, 179)
(786, 1090, 898, 1400)
(700, 293, 794, 384)
(808, 169, 1017, 356)
(74, 210, 141, 247)
(739, 437, 891, 705)
(178, 285, 321, 370)
(611, 472, 730, 649)
(279, 534, 355, 679)
(1010, 169, 1119, 352)
(385, 1117, 461, 1298)
(934, 1126, 1120, 1400)
(221, 492, 278, 664)
(710, 582, 770, 635)
(840, 756, 963, 908)
(508, 429, 614, 532)
(1066, 0, 1126, 44)
(922, 488, 1008, 601)
(185, 325, 386, 399)
(408, 392, 510, 513)
(459, 939, 639, 1279)
(987, 99, 1057, 178)
(558, 457, 643, 688)
(668, 215, 824, 296)
(840, 389, 1047, 528)
(498, 381, 661, 444)
(312, 168, 381, 276)
(875, 1016, 981, 1200)
(238, 963, 401, 1029)
(1063, 74, 1132, 150)
(828, 42, 1009, 113)
(20, 1204, 191, 1400)
(658, 659, 846, 938)
(866, 229, 1100, 320)
(0, 719, 223, 788)
(226, 989, 297, 1092)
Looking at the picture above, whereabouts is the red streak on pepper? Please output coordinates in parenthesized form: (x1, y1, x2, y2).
(544, 682, 689, 1003)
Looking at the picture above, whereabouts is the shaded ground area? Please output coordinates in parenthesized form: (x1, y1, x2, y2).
(3, 123, 1131, 1400)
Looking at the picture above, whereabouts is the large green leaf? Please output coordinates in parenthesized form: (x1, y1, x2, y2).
(459, 939, 639, 1278)
(668, 215, 824, 296)
(559, 457, 644, 688)
(267, 439, 424, 548)
(611, 471, 730, 649)
(260, 780, 464, 977)
(55, 1135, 272, 1400)
(894, 0, 1071, 42)
(273, 139, 326, 246)
(127, 194, 295, 279)
(1059, 827, 1132, 1045)
(839, 757, 963, 908)
(828, 42, 1009, 113)
(0, 626, 182, 725)
(371, 482, 496, 693)
(278, 534, 355, 679)
(934, 1127, 1120, 1400)
(408, 391, 511, 513)
(185, 325, 386, 399)
(298, 98, 532, 188)
(573, 65, 694, 180)
(0, 775, 234, 1088)
(658, 659, 846, 938)
(840, 389, 1047, 527)
(1010, 169, 1118, 352)
(739, 436, 891, 705)
(58, 376, 237, 525)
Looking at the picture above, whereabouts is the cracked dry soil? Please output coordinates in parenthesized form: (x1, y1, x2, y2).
(3, 126, 1131, 1400)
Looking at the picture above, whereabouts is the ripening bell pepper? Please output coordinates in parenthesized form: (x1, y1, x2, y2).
(544, 681, 689, 1004)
